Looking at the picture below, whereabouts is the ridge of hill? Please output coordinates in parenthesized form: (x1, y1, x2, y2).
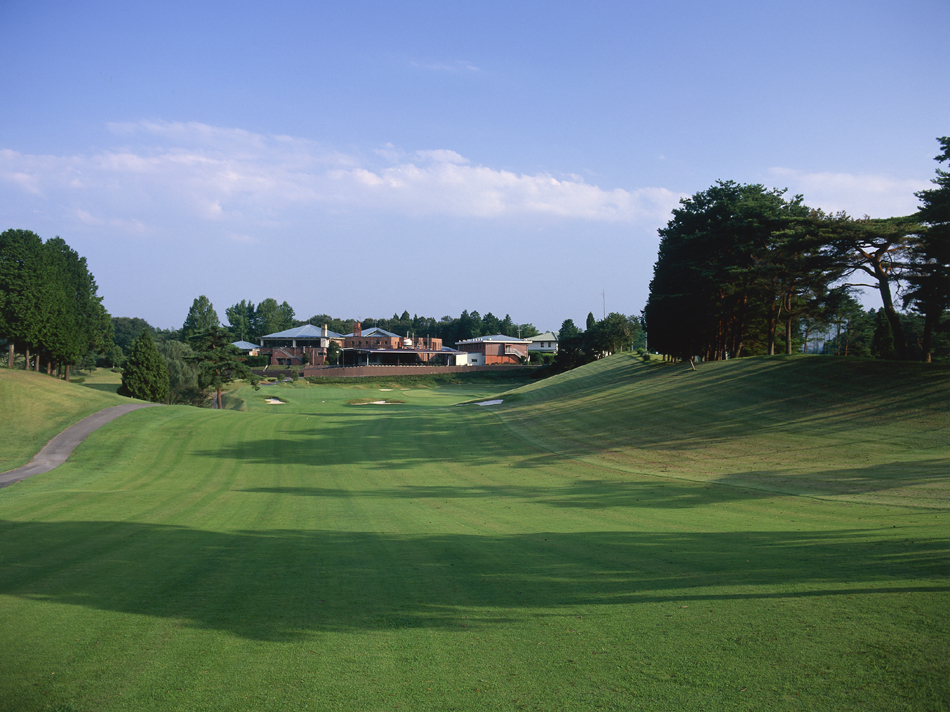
(0, 369, 133, 472)
(495, 354, 950, 508)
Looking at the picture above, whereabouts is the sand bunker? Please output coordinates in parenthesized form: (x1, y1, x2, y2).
(265, 398, 285, 404)
(475, 399, 503, 406)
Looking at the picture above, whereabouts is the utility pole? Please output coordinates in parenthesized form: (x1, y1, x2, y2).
(602, 290, 606, 320)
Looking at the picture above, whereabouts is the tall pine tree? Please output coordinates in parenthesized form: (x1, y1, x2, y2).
(119, 330, 170, 403)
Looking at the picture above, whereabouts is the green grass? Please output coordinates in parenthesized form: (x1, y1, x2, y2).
(74, 367, 123, 395)
(0, 369, 133, 471)
(0, 356, 947, 711)
(495, 354, 950, 508)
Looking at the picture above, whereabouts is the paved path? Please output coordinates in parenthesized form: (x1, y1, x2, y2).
(0, 403, 161, 488)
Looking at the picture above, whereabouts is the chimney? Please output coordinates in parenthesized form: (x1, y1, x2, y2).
(322, 323, 328, 337)
(355, 321, 362, 337)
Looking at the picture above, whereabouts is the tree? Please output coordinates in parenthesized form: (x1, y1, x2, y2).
(189, 326, 259, 409)
(906, 137, 950, 362)
(0, 230, 110, 376)
(43, 237, 112, 379)
(824, 214, 920, 361)
(112, 317, 153, 356)
(586, 312, 596, 332)
(253, 298, 295, 336)
(225, 300, 256, 342)
(586, 312, 631, 356)
(158, 340, 204, 405)
(118, 330, 169, 402)
(326, 341, 341, 365)
(645, 182, 814, 360)
(0, 229, 51, 369)
(558, 319, 581, 341)
(182, 295, 219, 342)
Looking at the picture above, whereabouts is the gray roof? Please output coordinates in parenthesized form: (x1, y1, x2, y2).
(261, 325, 344, 340)
(455, 334, 531, 345)
(231, 340, 259, 350)
(344, 327, 403, 338)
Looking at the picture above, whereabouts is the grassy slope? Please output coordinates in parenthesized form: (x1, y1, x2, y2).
(0, 358, 947, 711)
(496, 354, 950, 508)
(0, 369, 133, 471)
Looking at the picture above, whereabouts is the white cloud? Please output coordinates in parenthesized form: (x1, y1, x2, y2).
(0, 121, 680, 239)
(409, 59, 481, 73)
(769, 167, 928, 218)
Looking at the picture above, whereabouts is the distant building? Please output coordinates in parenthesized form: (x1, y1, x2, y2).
(526, 331, 558, 355)
(259, 324, 344, 366)
(454, 334, 531, 365)
(231, 340, 260, 356)
(338, 322, 445, 366)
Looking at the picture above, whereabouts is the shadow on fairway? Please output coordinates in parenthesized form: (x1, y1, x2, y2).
(239, 453, 950, 507)
(505, 356, 950, 448)
(2, 519, 947, 642)
(240, 479, 760, 509)
(193, 357, 950, 505)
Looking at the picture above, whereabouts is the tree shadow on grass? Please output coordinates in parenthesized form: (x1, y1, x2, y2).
(1, 519, 946, 642)
(241, 478, 753, 509)
(505, 356, 950, 451)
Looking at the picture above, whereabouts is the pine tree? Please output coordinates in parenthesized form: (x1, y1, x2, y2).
(182, 295, 219, 342)
(119, 330, 170, 402)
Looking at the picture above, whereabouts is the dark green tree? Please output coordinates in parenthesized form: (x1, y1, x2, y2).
(225, 300, 256, 342)
(112, 317, 153, 356)
(253, 298, 295, 336)
(45, 237, 112, 377)
(870, 309, 895, 360)
(189, 326, 259, 408)
(645, 181, 825, 361)
(825, 214, 921, 360)
(0, 229, 51, 369)
(906, 137, 950, 362)
(586, 312, 596, 332)
(558, 319, 581, 341)
(586, 312, 631, 355)
(118, 330, 169, 402)
(182, 295, 219, 342)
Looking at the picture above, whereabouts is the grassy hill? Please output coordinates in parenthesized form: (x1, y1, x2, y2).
(0, 369, 133, 472)
(0, 356, 947, 711)
(495, 354, 950, 508)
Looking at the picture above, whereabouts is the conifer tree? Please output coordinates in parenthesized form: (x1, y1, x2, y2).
(119, 330, 170, 403)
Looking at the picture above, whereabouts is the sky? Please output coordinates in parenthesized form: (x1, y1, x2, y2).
(1, 0, 948, 332)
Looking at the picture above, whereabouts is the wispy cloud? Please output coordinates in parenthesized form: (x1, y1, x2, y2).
(0, 121, 680, 238)
(769, 167, 928, 218)
(409, 59, 481, 73)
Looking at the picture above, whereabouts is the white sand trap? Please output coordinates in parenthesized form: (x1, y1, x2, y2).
(265, 398, 285, 404)
(354, 400, 391, 405)
(380, 388, 393, 391)
(475, 399, 503, 406)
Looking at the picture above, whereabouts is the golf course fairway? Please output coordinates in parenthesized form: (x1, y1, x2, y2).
(0, 355, 947, 711)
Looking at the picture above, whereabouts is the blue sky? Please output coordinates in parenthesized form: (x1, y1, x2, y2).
(1, 1, 948, 332)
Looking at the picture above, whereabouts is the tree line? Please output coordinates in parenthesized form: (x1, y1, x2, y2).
(0, 229, 111, 379)
(644, 137, 950, 363)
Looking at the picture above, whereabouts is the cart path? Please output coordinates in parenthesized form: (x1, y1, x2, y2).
(0, 403, 161, 488)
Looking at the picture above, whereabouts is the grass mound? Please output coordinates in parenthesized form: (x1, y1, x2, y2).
(0, 369, 132, 471)
(497, 354, 950, 508)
